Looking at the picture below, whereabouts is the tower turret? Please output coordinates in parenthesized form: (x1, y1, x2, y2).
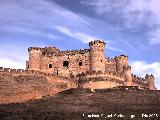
(115, 55, 128, 75)
(89, 40, 106, 73)
(28, 47, 42, 71)
(123, 65, 132, 86)
(145, 74, 157, 90)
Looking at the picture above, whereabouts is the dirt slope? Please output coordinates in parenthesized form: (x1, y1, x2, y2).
(0, 88, 160, 120)
(0, 75, 60, 104)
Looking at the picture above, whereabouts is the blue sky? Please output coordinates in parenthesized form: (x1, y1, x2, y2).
(0, 0, 160, 89)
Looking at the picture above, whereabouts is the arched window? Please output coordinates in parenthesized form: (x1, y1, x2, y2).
(49, 64, 52, 68)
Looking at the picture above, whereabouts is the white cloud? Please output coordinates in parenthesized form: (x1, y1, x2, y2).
(0, 0, 95, 69)
(56, 26, 125, 53)
(0, 0, 91, 40)
(81, 0, 129, 14)
(82, 0, 160, 45)
(55, 26, 98, 43)
(131, 61, 160, 89)
(107, 45, 124, 53)
(2, 25, 59, 39)
(124, 0, 160, 44)
(0, 57, 25, 69)
(0, 44, 27, 69)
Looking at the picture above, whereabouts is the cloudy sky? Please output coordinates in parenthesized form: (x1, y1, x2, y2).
(0, 0, 159, 89)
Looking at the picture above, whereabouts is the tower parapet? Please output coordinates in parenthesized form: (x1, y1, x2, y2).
(115, 55, 128, 75)
(89, 40, 105, 46)
(89, 40, 106, 73)
(145, 74, 156, 90)
(28, 47, 42, 71)
(25, 40, 157, 90)
(28, 47, 42, 51)
(42, 46, 60, 56)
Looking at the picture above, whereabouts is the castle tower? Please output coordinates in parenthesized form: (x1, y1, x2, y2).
(89, 40, 106, 73)
(115, 55, 128, 75)
(145, 74, 157, 90)
(28, 47, 42, 71)
(123, 65, 132, 86)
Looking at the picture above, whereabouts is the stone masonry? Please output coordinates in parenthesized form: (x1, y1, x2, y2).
(26, 40, 157, 90)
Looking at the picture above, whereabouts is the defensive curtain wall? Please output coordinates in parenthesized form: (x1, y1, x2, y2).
(0, 66, 156, 91)
(26, 40, 156, 90)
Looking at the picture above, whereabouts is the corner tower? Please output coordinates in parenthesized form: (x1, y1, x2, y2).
(145, 74, 157, 90)
(123, 65, 132, 86)
(115, 55, 128, 75)
(89, 40, 106, 73)
(28, 47, 42, 71)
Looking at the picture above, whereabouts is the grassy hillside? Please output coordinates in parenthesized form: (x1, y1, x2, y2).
(0, 88, 160, 120)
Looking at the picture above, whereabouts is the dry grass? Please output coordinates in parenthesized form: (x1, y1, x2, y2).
(0, 88, 160, 120)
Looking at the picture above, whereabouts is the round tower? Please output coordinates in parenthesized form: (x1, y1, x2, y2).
(28, 47, 42, 71)
(145, 74, 157, 90)
(115, 55, 128, 75)
(89, 40, 106, 73)
(123, 65, 132, 86)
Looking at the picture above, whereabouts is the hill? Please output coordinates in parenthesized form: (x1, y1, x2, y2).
(0, 88, 160, 120)
(0, 75, 63, 104)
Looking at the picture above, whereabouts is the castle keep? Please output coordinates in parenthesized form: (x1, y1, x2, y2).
(26, 40, 156, 90)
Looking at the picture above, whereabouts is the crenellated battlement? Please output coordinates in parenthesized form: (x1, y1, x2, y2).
(0, 67, 74, 81)
(0, 62, 154, 91)
(105, 57, 115, 62)
(89, 40, 106, 46)
(76, 70, 123, 78)
(0, 67, 43, 76)
(42, 46, 60, 55)
(123, 65, 131, 70)
(28, 47, 42, 52)
(1, 38, 158, 105)
(132, 74, 148, 87)
(24, 40, 156, 90)
(77, 71, 125, 89)
(114, 55, 128, 59)
(60, 49, 90, 55)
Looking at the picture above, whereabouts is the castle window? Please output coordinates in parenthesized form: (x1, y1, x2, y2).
(49, 64, 52, 68)
(79, 62, 82, 66)
(28, 65, 29, 68)
(57, 70, 58, 75)
(101, 60, 102, 62)
(63, 61, 69, 67)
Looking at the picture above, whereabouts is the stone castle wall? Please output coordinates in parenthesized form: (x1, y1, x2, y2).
(0, 67, 77, 104)
(76, 70, 150, 90)
(0, 65, 156, 97)
(105, 58, 117, 73)
(79, 73, 124, 89)
(27, 40, 118, 77)
(0, 40, 157, 104)
(28, 47, 91, 77)
(25, 40, 156, 90)
(82, 81, 123, 90)
(0, 67, 76, 88)
(42, 50, 90, 76)
(27, 41, 125, 78)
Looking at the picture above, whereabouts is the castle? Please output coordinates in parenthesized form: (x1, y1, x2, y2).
(26, 40, 156, 90)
